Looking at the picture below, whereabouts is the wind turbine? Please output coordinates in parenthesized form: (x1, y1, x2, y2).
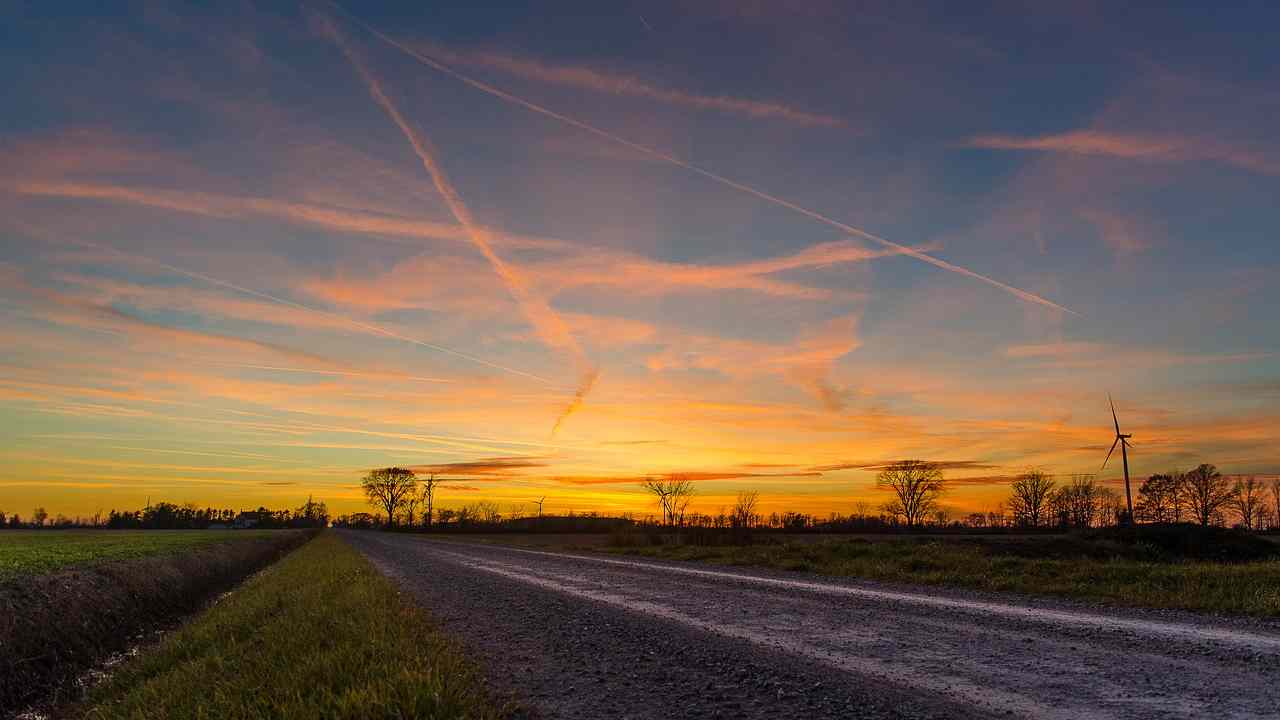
(1101, 394, 1134, 523)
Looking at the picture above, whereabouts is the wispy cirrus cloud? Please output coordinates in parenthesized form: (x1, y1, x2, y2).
(967, 130, 1279, 175)
(644, 314, 861, 411)
(7, 180, 568, 252)
(421, 45, 844, 127)
(1002, 341, 1271, 370)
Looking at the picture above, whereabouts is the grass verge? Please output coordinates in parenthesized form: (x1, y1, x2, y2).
(81, 531, 501, 720)
(0, 530, 282, 581)
(604, 538, 1280, 616)
(1, 532, 308, 714)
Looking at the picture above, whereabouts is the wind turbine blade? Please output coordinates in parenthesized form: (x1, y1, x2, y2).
(1101, 437, 1120, 472)
(1110, 393, 1121, 435)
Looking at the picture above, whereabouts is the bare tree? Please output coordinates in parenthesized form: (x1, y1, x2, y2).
(1232, 476, 1264, 530)
(1136, 473, 1182, 523)
(877, 460, 944, 528)
(1051, 474, 1102, 528)
(1182, 464, 1235, 526)
(1007, 470, 1055, 527)
(401, 492, 421, 527)
(1096, 487, 1124, 526)
(987, 503, 1007, 528)
(731, 490, 760, 529)
(1270, 478, 1280, 531)
(361, 467, 417, 527)
(642, 475, 696, 527)
(420, 474, 439, 528)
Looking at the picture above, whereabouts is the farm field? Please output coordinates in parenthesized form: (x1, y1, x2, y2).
(80, 532, 502, 720)
(0, 530, 282, 580)
(602, 533, 1280, 616)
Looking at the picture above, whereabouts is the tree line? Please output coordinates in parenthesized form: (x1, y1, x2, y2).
(0, 497, 330, 530)
(1001, 464, 1280, 529)
(344, 462, 1280, 535)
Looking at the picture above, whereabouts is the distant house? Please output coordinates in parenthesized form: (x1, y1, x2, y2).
(233, 512, 261, 529)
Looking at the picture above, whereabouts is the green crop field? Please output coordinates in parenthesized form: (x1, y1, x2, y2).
(0, 530, 283, 581)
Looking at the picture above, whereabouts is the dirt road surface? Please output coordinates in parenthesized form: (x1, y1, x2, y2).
(343, 532, 1280, 719)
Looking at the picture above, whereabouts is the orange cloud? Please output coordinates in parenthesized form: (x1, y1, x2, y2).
(1, 278, 343, 370)
(532, 240, 905, 300)
(7, 180, 565, 252)
(405, 457, 549, 475)
(968, 130, 1279, 175)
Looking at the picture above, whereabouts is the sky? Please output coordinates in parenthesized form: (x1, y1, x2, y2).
(2, 1, 1278, 521)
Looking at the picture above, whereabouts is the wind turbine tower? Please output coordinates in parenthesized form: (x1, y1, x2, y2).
(1101, 394, 1134, 523)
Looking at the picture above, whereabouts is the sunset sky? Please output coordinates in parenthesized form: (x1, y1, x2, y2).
(2, 2, 1277, 521)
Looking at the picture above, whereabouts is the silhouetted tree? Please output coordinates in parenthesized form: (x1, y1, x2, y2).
(877, 461, 944, 528)
(293, 496, 329, 528)
(731, 490, 760, 529)
(1136, 473, 1182, 523)
(401, 492, 421, 528)
(1051, 475, 1107, 528)
(465, 500, 502, 525)
(642, 475, 696, 527)
(31, 507, 48, 528)
(1182, 464, 1235, 526)
(1232, 476, 1264, 530)
(1007, 470, 1054, 527)
(1271, 478, 1280, 531)
(333, 512, 380, 529)
(362, 467, 417, 528)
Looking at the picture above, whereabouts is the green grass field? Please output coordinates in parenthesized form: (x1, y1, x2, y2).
(0, 530, 282, 581)
(81, 532, 501, 720)
(605, 539, 1280, 616)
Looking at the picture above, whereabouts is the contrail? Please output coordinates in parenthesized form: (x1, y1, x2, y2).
(324, 16, 589, 361)
(323, 14, 600, 432)
(551, 367, 598, 438)
(326, 2, 1076, 316)
(71, 239, 557, 385)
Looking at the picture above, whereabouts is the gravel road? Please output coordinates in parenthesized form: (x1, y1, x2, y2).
(343, 532, 1280, 719)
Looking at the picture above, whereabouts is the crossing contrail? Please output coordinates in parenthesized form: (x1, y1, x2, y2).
(326, 2, 1076, 317)
(323, 14, 600, 434)
(71, 239, 558, 385)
